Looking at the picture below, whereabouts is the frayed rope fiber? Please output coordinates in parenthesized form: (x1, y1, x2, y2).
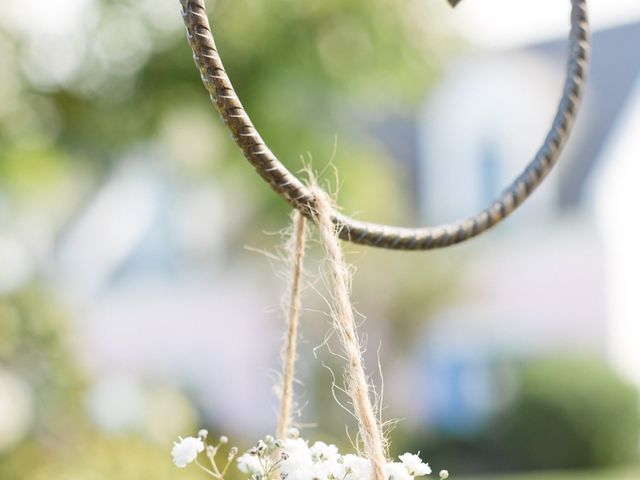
(310, 186, 387, 480)
(278, 211, 307, 441)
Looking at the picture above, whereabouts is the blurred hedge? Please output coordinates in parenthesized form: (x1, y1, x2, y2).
(398, 357, 640, 475)
(497, 358, 640, 470)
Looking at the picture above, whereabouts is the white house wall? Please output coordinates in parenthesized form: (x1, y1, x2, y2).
(418, 53, 564, 226)
(594, 74, 640, 389)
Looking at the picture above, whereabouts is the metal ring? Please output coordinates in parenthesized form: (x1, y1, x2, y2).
(180, 0, 589, 250)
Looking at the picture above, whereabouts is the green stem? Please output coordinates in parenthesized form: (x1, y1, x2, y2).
(196, 460, 219, 478)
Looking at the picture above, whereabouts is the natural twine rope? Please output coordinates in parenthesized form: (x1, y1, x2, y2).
(311, 186, 387, 480)
(277, 211, 307, 441)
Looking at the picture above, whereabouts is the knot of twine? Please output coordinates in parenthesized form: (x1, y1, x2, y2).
(278, 187, 387, 480)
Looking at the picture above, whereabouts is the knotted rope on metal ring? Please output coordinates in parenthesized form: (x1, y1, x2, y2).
(179, 0, 590, 250)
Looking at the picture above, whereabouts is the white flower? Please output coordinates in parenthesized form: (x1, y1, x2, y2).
(327, 461, 348, 480)
(286, 468, 313, 480)
(310, 458, 346, 480)
(282, 437, 313, 467)
(282, 462, 314, 480)
(171, 436, 205, 468)
(229, 436, 441, 480)
(237, 453, 264, 475)
(399, 453, 431, 476)
(309, 460, 336, 480)
(310, 441, 340, 462)
(281, 438, 314, 480)
(342, 454, 372, 479)
(283, 438, 311, 459)
(384, 462, 412, 480)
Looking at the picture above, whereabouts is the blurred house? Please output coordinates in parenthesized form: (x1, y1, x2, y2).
(52, 147, 283, 435)
(412, 20, 640, 433)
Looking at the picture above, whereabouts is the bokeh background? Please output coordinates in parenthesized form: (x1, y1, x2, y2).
(1, 0, 639, 479)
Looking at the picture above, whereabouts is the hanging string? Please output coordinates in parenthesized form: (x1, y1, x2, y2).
(311, 186, 387, 480)
(277, 211, 307, 440)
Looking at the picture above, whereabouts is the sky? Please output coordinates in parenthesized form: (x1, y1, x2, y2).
(449, 0, 640, 48)
(4, 0, 640, 50)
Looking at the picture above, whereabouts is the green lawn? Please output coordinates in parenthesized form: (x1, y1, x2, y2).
(461, 465, 640, 480)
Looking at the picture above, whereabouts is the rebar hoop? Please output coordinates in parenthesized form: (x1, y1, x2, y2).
(180, 0, 590, 250)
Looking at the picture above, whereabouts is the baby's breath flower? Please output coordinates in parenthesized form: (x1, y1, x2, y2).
(342, 454, 372, 479)
(173, 432, 448, 480)
(171, 436, 205, 468)
(280, 438, 313, 480)
(237, 453, 264, 475)
(287, 427, 300, 439)
(282, 438, 311, 461)
(227, 447, 239, 463)
(398, 453, 431, 476)
(312, 458, 345, 480)
(310, 441, 339, 462)
(384, 462, 412, 480)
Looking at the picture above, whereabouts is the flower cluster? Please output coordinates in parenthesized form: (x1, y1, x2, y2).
(172, 429, 449, 480)
(172, 430, 238, 478)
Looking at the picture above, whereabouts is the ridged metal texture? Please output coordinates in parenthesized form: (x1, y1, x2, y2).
(180, 0, 590, 250)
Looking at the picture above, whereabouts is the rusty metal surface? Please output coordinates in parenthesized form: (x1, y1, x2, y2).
(180, 0, 590, 250)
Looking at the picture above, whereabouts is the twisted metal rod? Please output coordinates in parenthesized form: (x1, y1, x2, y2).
(180, 0, 590, 250)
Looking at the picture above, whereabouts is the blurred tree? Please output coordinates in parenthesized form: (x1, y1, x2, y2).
(0, 0, 453, 234)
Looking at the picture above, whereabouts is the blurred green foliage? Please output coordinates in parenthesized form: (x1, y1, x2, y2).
(0, 287, 86, 436)
(0, 436, 206, 480)
(397, 358, 640, 476)
(0, 0, 452, 229)
(460, 464, 640, 480)
(497, 359, 640, 470)
(0, 287, 236, 478)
